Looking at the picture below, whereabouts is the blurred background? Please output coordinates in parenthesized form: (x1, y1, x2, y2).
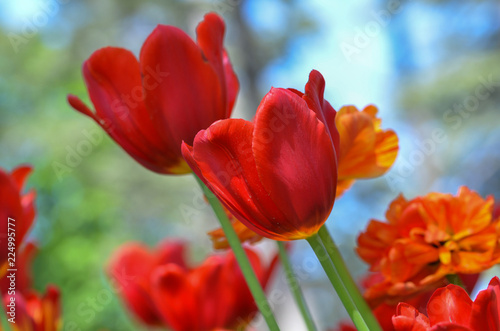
(0, 0, 499, 330)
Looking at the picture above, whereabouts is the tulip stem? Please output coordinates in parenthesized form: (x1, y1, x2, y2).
(317, 226, 382, 331)
(195, 176, 281, 331)
(277, 242, 317, 331)
(306, 233, 370, 331)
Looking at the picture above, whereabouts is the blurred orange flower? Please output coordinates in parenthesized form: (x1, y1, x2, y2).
(208, 217, 263, 250)
(357, 186, 500, 306)
(336, 105, 398, 197)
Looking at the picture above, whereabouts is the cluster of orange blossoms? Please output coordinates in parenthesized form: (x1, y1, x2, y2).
(357, 187, 500, 307)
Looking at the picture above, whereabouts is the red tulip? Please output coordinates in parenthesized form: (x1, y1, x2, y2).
(108, 240, 276, 331)
(68, 13, 239, 174)
(392, 276, 500, 331)
(182, 70, 339, 241)
(0, 165, 36, 277)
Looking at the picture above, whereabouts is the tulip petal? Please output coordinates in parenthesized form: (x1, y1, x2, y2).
(76, 47, 180, 173)
(152, 265, 198, 331)
(336, 105, 398, 179)
(392, 302, 430, 331)
(469, 276, 500, 331)
(252, 88, 337, 238)
(427, 284, 472, 326)
(140, 21, 226, 153)
(301, 70, 340, 159)
(196, 13, 239, 117)
(107, 243, 163, 326)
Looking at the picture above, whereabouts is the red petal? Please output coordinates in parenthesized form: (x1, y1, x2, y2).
(155, 240, 188, 270)
(197, 13, 238, 117)
(0, 168, 30, 269)
(107, 243, 162, 326)
(427, 284, 472, 326)
(301, 70, 340, 160)
(140, 22, 226, 152)
(10, 166, 32, 191)
(253, 87, 337, 238)
(80, 47, 178, 173)
(223, 50, 239, 116)
(392, 303, 430, 331)
(469, 276, 500, 331)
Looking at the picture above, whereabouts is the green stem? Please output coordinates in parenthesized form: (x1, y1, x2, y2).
(277, 242, 317, 331)
(317, 226, 381, 331)
(194, 176, 280, 331)
(306, 233, 369, 331)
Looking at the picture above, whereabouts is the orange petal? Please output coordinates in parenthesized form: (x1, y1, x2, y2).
(336, 105, 398, 181)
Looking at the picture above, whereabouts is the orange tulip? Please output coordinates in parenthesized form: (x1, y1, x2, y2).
(357, 186, 500, 306)
(335, 105, 398, 197)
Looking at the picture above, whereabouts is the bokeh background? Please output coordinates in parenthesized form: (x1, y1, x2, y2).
(1, 0, 499, 330)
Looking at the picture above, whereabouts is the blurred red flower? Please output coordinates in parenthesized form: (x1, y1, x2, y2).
(0, 166, 36, 277)
(182, 70, 339, 241)
(108, 240, 276, 331)
(332, 272, 480, 331)
(392, 276, 500, 331)
(357, 187, 500, 306)
(3, 285, 61, 331)
(68, 13, 239, 174)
